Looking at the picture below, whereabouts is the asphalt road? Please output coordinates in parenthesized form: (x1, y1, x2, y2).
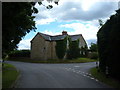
(6, 61, 111, 88)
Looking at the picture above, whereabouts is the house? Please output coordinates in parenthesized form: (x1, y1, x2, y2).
(30, 31, 87, 60)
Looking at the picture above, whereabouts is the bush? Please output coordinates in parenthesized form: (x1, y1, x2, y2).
(67, 39, 80, 59)
(88, 52, 98, 59)
(8, 50, 30, 58)
(55, 37, 67, 59)
(97, 9, 120, 79)
(79, 46, 88, 58)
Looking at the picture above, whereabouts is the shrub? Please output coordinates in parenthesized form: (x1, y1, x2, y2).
(55, 37, 67, 59)
(67, 38, 80, 59)
(97, 9, 120, 79)
(8, 50, 30, 58)
(88, 52, 98, 59)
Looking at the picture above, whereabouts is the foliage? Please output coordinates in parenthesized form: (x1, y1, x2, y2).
(80, 45, 88, 57)
(89, 43, 98, 52)
(2, 1, 59, 58)
(98, 19, 104, 28)
(55, 36, 87, 59)
(67, 38, 80, 59)
(8, 50, 30, 58)
(38, 0, 59, 9)
(97, 9, 120, 80)
(55, 36, 67, 59)
(88, 52, 98, 59)
(2, 2, 38, 58)
(8, 57, 96, 63)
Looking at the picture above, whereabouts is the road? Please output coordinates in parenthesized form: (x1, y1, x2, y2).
(6, 61, 111, 88)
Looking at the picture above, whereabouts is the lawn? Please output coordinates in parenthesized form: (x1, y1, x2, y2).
(7, 57, 97, 63)
(0, 63, 2, 89)
(67, 58, 97, 63)
(2, 63, 19, 88)
(90, 67, 120, 89)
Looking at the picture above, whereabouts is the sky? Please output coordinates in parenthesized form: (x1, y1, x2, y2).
(17, 0, 119, 50)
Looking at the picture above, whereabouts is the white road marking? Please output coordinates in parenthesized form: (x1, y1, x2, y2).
(90, 77, 95, 80)
(74, 66, 81, 67)
(83, 75, 86, 77)
(64, 67, 99, 82)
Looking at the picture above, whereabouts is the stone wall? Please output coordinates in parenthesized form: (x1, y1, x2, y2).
(45, 41, 52, 60)
(31, 34, 58, 60)
(51, 41, 58, 60)
(31, 34, 47, 60)
(79, 35, 87, 48)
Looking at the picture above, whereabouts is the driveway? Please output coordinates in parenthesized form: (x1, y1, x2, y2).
(6, 61, 111, 88)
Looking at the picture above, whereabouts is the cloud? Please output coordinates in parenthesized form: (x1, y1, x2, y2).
(57, 1, 117, 21)
(60, 22, 99, 40)
(41, 29, 61, 35)
(34, 0, 118, 24)
(17, 39, 32, 50)
(86, 39, 97, 48)
(35, 18, 56, 25)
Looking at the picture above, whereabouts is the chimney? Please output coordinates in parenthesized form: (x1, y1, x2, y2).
(62, 31, 68, 35)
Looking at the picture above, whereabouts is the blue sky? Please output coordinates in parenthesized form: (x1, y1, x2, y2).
(17, 0, 119, 50)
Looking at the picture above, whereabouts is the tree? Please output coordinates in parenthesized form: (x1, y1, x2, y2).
(2, 1, 59, 58)
(89, 43, 97, 52)
(98, 19, 104, 27)
(2, 2, 38, 58)
(38, 0, 59, 9)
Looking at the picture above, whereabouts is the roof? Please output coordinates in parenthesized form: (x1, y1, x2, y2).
(70, 35, 81, 41)
(31, 32, 83, 42)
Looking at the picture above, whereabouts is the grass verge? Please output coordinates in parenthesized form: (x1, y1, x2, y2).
(2, 63, 19, 88)
(7, 57, 97, 63)
(90, 67, 120, 89)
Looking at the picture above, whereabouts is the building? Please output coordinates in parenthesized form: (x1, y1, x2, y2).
(30, 31, 87, 60)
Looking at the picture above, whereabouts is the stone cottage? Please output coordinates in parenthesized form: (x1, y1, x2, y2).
(30, 31, 87, 60)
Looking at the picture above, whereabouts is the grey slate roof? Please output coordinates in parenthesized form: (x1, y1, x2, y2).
(38, 32, 82, 41)
(70, 35, 81, 41)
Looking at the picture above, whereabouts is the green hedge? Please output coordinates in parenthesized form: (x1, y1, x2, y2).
(88, 52, 98, 59)
(8, 50, 30, 58)
(97, 9, 120, 80)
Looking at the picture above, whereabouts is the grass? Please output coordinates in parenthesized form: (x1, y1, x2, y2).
(2, 63, 19, 88)
(0, 63, 2, 89)
(90, 67, 120, 89)
(67, 58, 97, 63)
(7, 57, 97, 63)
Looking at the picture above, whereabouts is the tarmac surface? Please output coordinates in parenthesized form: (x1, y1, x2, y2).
(6, 61, 111, 88)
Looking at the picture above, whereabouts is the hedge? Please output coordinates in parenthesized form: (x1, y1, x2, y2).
(8, 50, 30, 58)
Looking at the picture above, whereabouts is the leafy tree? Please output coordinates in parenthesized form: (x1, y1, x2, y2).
(98, 19, 104, 28)
(2, 2, 37, 58)
(2, 1, 59, 58)
(38, 0, 59, 9)
(89, 43, 98, 52)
